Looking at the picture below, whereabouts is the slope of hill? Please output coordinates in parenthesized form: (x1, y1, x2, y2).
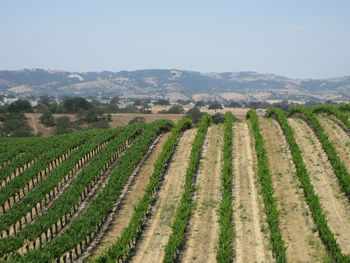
(1, 68, 350, 102)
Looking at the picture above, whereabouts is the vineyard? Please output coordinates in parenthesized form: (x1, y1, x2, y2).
(1, 105, 350, 263)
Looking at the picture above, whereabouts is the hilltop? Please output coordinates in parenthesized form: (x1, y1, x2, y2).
(1, 69, 350, 102)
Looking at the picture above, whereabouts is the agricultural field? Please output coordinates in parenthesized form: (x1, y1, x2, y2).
(1, 105, 350, 263)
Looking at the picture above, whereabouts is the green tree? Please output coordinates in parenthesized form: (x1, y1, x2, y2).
(208, 101, 222, 110)
(167, 105, 185, 114)
(54, 116, 74, 134)
(155, 99, 170, 105)
(128, 116, 145, 125)
(195, 100, 205, 107)
(87, 119, 110, 129)
(109, 96, 120, 105)
(0, 112, 33, 137)
(39, 111, 55, 127)
(63, 97, 92, 113)
(186, 107, 204, 124)
(212, 112, 225, 124)
(8, 99, 33, 113)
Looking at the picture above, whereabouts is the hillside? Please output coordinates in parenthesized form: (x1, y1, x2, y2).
(1, 69, 350, 102)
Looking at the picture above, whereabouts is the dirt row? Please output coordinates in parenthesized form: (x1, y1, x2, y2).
(180, 125, 223, 262)
(90, 133, 170, 257)
(132, 129, 197, 263)
(289, 118, 350, 255)
(318, 116, 350, 172)
(232, 121, 272, 263)
(260, 119, 328, 262)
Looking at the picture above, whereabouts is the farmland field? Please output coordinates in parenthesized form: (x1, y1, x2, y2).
(1, 105, 350, 262)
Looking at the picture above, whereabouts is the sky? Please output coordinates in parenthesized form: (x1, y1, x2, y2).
(0, 0, 349, 79)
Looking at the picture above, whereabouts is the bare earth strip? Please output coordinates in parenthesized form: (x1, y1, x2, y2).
(289, 118, 350, 254)
(90, 133, 170, 257)
(260, 119, 328, 262)
(319, 116, 350, 172)
(132, 129, 197, 263)
(233, 121, 273, 263)
(181, 125, 223, 262)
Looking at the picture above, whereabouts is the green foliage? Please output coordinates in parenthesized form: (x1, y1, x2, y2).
(77, 108, 104, 123)
(216, 112, 234, 262)
(11, 120, 173, 262)
(162, 114, 211, 263)
(128, 116, 145, 125)
(54, 116, 75, 135)
(246, 110, 286, 262)
(212, 112, 225, 124)
(63, 97, 92, 113)
(87, 119, 110, 129)
(159, 105, 185, 114)
(0, 112, 33, 137)
(195, 100, 205, 107)
(267, 108, 350, 262)
(39, 111, 55, 127)
(0, 130, 115, 240)
(186, 107, 204, 124)
(1, 126, 146, 259)
(8, 99, 33, 113)
(155, 99, 170, 105)
(166, 105, 185, 114)
(92, 118, 193, 262)
(208, 101, 222, 110)
(109, 96, 119, 105)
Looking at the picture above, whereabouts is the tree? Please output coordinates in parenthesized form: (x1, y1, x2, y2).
(109, 96, 120, 105)
(8, 99, 33, 113)
(63, 97, 92, 113)
(208, 101, 222, 110)
(39, 111, 55, 127)
(228, 101, 240, 108)
(195, 100, 205, 107)
(186, 107, 204, 124)
(128, 116, 145, 125)
(77, 108, 104, 123)
(54, 116, 74, 134)
(0, 112, 33, 137)
(38, 96, 53, 107)
(166, 105, 185, 114)
(212, 113, 225, 124)
(87, 119, 110, 129)
(155, 99, 170, 105)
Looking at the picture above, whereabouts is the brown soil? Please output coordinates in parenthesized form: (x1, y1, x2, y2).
(319, 116, 350, 172)
(131, 129, 197, 263)
(180, 125, 223, 262)
(90, 133, 170, 257)
(25, 113, 53, 136)
(232, 121, 273, 263)
(260, 119, 328, 262)
(289, 118, 350, 254)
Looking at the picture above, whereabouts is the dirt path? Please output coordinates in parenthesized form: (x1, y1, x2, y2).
(233, 121, 273, 263)
(180, 125, 223, 263)
(289, 118, 350, 254)
(90, 133, 170, 257)
(319, 116, 350, 172)
(261, 119, 328, 262)
(132, 129, 197, 263)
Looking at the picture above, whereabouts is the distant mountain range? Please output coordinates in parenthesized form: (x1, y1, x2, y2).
(1, 69, 350, 102)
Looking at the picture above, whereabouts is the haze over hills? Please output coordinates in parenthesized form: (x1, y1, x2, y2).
(1, 69, 350, 102)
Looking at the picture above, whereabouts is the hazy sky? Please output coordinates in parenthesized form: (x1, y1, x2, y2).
(0, 0, 349, 79)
